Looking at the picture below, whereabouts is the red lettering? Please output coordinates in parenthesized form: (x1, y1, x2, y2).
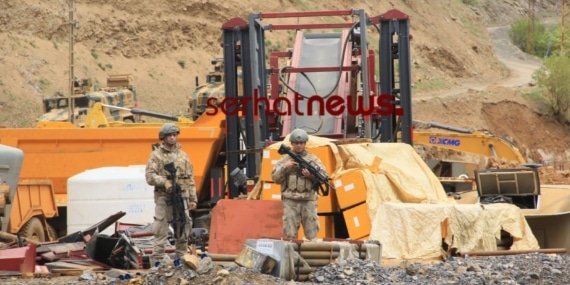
(273, 97, 291, 116)
(294, 93, 304, 116)
(207, 93, 404, 117)
(375, 94, 394, 116)
(253, 90, 270, 117)
(326, 95, 344, 116)
(347, 95, 374, 116)
(205, 98, 219, 115)
(395, 107, 404, 116)
(221, 97, 239, 116)
(307, 95, 325, 116)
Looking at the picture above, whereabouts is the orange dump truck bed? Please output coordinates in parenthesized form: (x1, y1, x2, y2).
(0, 112, 225, 206)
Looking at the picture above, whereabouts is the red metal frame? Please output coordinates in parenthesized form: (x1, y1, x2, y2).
(268, 23, 357, 31)
(259, 10, 353, 19)
(275, 66, 359, 73)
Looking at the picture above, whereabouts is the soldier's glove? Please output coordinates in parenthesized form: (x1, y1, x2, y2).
(164, 180, 173, 193)
(189, 202, 197, 211)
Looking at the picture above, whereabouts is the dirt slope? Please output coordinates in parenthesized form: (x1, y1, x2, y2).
(0, 0, 567, 162)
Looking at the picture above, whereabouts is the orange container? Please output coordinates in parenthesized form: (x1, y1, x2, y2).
(298, 214, 335, 239)
(342, 202, 371, 240)
(317, 189, 339, 213)
(260, 148, 283, 182)
(308, 145, 336, 176)
(334, 170, 367, 210)
(260, 182, 282, 201)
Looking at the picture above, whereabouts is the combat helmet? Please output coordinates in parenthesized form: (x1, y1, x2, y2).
(159, 123, 180, 140)
(289, 128, 308, 143)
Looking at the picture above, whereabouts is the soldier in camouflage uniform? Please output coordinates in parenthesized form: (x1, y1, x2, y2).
(271, 128, 327, 240)
(145, 123, 198, 263)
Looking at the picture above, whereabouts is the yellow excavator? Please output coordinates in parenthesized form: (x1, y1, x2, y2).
(413, 121, 528, 165)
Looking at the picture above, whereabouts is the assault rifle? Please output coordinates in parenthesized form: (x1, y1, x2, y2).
(277, 144, 333, 196)
(164, 162, 188, 239)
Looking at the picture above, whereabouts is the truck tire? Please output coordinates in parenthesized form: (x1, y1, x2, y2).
(20, 217, 45, 242)
(47, 224, 58, 241)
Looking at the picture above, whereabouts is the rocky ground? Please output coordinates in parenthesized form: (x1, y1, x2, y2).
(2, 252, 569, 284)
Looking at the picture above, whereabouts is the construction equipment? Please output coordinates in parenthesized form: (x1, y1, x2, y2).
(0, 104, 225, 239)
(221, 9, 413, 197)
(37, 74, 140, 128)
(413, 121, 527, 164)
(0, 144, 59, 242)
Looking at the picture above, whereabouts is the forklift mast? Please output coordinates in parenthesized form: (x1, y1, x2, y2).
(220, 9, 413, 198)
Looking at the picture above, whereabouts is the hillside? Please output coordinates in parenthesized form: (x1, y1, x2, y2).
(0, 0, 568, 163)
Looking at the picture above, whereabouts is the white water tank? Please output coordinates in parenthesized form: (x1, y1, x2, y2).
(67, 165, 155, 236)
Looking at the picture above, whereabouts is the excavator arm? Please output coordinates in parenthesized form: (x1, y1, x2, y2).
(413, 130, 527, 164)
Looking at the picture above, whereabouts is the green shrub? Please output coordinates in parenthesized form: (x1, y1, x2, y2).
(532, 54, 570, 123)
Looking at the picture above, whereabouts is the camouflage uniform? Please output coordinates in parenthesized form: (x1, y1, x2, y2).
(145, 143, 197, 262)
(271, 150, 327, 240)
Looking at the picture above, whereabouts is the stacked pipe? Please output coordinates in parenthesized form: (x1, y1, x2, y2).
(291, 241, 381, 281)
(203, 253, 238, 267)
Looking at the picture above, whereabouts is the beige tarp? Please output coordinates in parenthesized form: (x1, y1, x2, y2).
(259, 135, 540, 259)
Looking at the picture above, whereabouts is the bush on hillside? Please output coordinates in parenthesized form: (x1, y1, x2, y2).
(532, 54, 570, 123)
(509, 17, 551, 57)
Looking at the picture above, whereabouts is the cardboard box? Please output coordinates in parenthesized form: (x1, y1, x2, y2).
(261, 182, 282, 201)
(260, 148, 283, 182)
(262, 182, 337, 213)
(298, 214, 335, 239)
(317, 189, 339, 213)
(342, 202, 371, 240)
(308, 145, 336, 176)
(334, 170, 367, 210)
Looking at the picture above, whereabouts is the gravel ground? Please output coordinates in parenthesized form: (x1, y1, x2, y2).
(1, 253, 569, 285)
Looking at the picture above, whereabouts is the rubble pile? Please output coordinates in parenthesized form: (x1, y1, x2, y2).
(308, 253, 570, 284)
(2, 253, 570, 284)
(537, 166, 570, 185)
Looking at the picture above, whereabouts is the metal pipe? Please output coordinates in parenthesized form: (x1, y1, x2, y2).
(428, 122, 473, 134)
(291, 242, 374, 252)
(459, 248, 567, 257)
(206, 253, 238, 261)
(294, 259, 334, 267)
(299, 251, 367, 259)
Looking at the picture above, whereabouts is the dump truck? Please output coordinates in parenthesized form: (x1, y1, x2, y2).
(0, 144, 59, 242)
(0, 103, 225, 240)
(38, 74, 140, 128)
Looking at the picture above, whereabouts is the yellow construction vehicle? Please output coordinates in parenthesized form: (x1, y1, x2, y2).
(0, 144, 59, 242)
(1, 102, 221, 240)
(413, 121, 527, 164)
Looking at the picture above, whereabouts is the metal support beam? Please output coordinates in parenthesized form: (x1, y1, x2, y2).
(358, 9, 371, 139)
(378, 10, 413, 145)
(222, 17, 248, 199)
